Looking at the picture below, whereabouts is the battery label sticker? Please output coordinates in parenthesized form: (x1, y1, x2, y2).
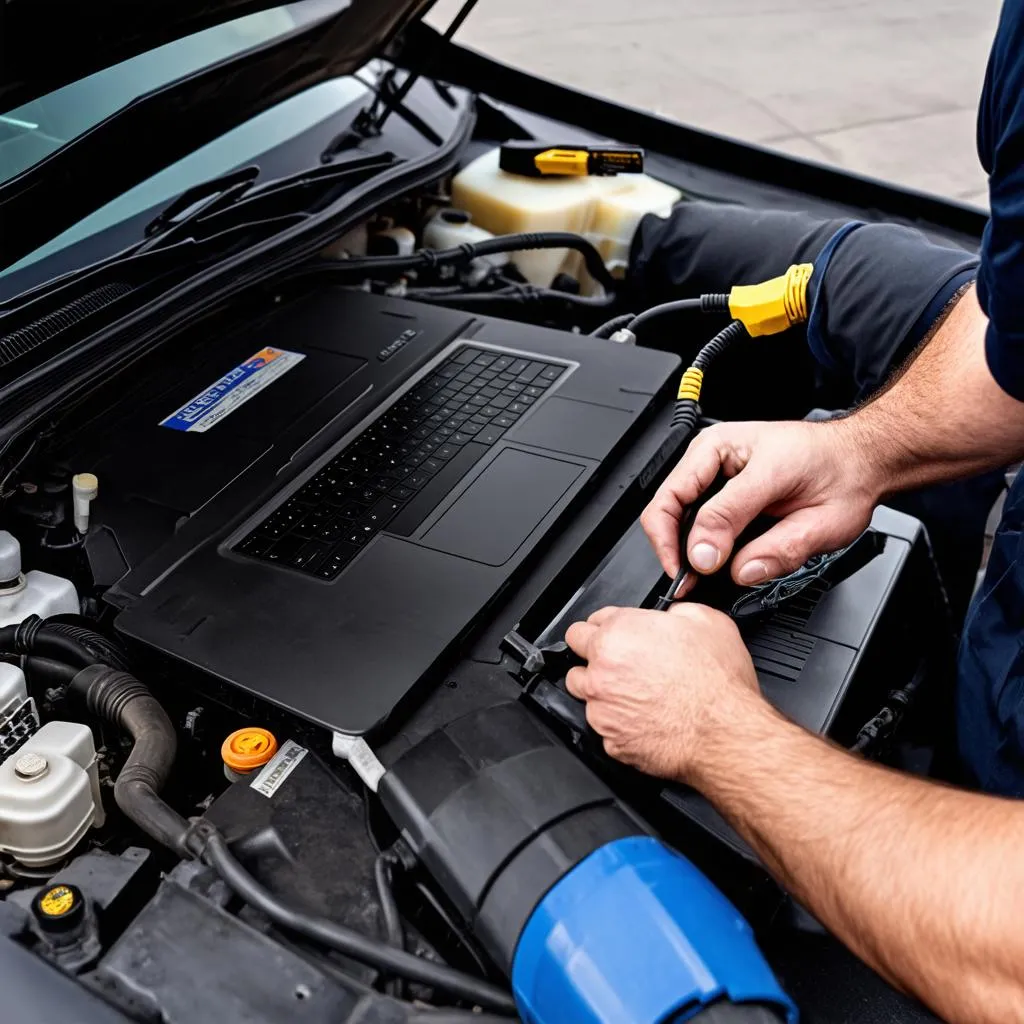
(250, 740, 307, 798)
(160, 347, 305, 433)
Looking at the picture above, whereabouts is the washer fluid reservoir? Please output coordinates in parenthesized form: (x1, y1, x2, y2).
(0, 531, 79, 627)
(451, 147, 682, 293)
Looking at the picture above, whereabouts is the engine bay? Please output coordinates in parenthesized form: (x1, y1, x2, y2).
(0, 97, 963, 1024)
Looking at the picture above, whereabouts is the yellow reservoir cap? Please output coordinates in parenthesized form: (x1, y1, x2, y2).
(222, 727, 278, 774)
(729, 263, 813, 338)
(39, 884, 77, 918)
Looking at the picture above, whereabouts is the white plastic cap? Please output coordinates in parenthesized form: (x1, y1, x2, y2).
(0, 532, 21, 583)
(72, 473, 99, 534)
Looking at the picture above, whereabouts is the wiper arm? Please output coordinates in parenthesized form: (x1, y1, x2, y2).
(1, 152, 398, 318)
(135, 152, 396, 256)
(134, 165, 261, 255)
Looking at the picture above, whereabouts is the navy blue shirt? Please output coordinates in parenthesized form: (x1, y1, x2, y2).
(977, 0, 1024, 398)
(957, 0, 1024, 796)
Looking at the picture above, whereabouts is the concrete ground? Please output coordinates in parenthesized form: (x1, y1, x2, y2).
(430, 0, 1000, 206)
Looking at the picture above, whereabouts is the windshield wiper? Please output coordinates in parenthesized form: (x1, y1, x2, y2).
(0, 152, 399, 319)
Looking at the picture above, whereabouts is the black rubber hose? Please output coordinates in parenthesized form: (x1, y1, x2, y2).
(0, 623, 92, 668)
(69, 665, 190, 857)
(44, 619, 130, 671)
(327, 232, 618, 293)
(22, 656, 78, 688)
(0, 618, 127, 670)
(203, 833, 517, 1015)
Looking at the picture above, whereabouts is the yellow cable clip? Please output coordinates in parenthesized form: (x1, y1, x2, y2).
(728, 263, 814, 338)
(677, 366, 704, 402)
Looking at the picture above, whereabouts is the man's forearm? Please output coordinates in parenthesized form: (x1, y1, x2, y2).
(691, 695, 1024, 1024)
(836, 285, 1024, 493)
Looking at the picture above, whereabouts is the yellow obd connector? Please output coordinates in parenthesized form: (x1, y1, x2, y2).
(728, 263, 814, 337)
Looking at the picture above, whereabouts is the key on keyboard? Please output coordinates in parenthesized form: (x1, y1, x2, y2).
(234, 347, 567, 579)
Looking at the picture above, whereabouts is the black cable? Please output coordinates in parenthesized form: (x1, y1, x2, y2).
(692, 318, 747, 371)
(412, 880, 490, 979)
(671, 320, 749, 435)
(851, 661, 929, 755)
(626, 293, 730, 337)
(203, 833, 517, 1015)
(375, 853, 405, 951)
(589, 312, 635, 338)
(375, 849, 406, 998)
(413, 285, 614, 311)
(322, 232, 618, 293)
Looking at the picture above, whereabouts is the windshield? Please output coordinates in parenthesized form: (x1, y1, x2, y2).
(0, 3, 331, 187)
(0, 0, 373, 293)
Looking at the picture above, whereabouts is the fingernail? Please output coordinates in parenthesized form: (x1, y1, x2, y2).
(689, 543, 719, 572)
(738, 560, 769, 585)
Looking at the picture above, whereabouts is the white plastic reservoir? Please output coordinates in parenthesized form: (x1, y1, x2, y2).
(0, 531, 79, 627)
(0, 720, 105, 867)
(451, 147, 682, 292)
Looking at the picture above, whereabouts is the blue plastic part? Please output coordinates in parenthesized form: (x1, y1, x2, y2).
(511, 836, 798, 1024)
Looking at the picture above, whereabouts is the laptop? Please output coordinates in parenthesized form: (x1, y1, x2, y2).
(111, 286, 680, 735)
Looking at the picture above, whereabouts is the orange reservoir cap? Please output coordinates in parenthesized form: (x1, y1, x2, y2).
(222, 727, 278, 775)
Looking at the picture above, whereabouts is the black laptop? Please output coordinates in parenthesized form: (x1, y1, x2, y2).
(111, 287, 679, 735)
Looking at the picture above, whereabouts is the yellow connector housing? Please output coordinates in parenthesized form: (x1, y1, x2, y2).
(677, 366, 704, 402)
(532, 148, 591, 176)
(728, 263, 814, 338)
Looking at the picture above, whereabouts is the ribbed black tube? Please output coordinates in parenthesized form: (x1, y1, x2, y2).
(69, 665, 189, 856)
(0, 617, 128, 670)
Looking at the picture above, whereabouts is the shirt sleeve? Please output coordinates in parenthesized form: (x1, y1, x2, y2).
(977, 0, 1024, 401)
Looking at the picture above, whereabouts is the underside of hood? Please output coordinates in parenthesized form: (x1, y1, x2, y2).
(0, 0, 433, 112)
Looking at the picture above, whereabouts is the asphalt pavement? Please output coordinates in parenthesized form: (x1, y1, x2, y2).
(430, 0, 1000, 206)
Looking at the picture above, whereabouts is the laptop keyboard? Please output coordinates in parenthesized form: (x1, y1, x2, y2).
(234, 346, 568, 579)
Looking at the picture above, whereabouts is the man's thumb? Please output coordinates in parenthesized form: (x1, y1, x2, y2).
(686, 474, 771, 575)
(731, 507, 845, 585)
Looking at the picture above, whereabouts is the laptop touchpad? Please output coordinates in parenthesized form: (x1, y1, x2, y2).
(420, 449, 584, 566)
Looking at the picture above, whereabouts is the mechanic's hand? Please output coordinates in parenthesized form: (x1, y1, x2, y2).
(564, 603, 763, 783)
(641, 419, 880, 591)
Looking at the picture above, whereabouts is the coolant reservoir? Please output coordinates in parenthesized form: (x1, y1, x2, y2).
(0, 721, 105, 867)
(0, 531, 79, 627)
(451, 147, 682, 292)
(423, 209, 509, 275)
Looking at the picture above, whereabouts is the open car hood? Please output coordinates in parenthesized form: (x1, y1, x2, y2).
(0, 0, 430, 111)
(0, 0, 434, 270)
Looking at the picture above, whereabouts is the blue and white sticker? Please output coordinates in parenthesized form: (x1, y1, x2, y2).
(160, 346, 305, 433)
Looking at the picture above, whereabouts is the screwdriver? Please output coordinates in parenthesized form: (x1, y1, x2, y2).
(653, 469, 728, 610)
